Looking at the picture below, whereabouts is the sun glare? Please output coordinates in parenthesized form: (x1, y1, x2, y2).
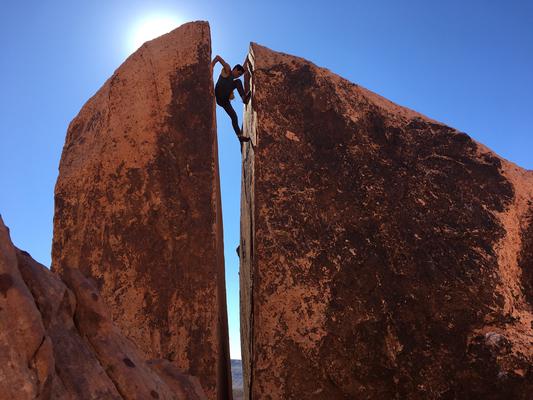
(130, 14, 182, 53)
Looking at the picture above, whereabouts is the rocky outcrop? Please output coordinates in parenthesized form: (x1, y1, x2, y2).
(0, 215, 206, 400)
(240, 43, 533, 399)
(52, 22, 230, 399)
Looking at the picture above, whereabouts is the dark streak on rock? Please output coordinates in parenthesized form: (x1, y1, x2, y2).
(0, 273, 14, 298)
(123, 357, 136, 368)
(519, 209, 533, 304)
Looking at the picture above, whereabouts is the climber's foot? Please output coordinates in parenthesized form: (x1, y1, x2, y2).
(238, 135, 251, 143)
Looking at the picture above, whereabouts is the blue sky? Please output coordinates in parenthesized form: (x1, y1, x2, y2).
(1, 0, 532, 360)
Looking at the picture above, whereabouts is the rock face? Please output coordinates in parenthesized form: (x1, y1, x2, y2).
(240, 43, 533, 399)
(52, 22, 231, 400)
(0, 216, 206, 400)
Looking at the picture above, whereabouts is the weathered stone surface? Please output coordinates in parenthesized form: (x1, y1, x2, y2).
(240, 43, 533, 399)
(52, 21, 231, 399)
(0, 215, 207, 399)
(147, 359, 208, 400)
(17, 247, 123, 399)
(0, 216, 53, 399)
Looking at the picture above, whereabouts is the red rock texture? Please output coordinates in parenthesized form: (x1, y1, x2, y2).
(240, 43, 533, 399)
(52, 21, 231, 400)
(0, 215, 206, 400)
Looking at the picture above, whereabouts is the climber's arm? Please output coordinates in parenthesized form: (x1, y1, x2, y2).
(212, 55, 232, 76)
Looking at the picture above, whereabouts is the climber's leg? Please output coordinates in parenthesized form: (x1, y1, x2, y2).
(220, 100, 240, 136)
(220, 100, 249, 142)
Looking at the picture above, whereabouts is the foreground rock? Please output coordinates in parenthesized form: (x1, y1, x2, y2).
(240, 43, 533, 399)
(52, 21, 231, 399)
(0, 216, 206, 399)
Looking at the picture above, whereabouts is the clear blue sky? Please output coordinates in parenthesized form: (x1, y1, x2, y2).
(1, 0, 532, 360)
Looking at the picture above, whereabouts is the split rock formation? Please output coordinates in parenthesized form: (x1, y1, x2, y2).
(2, 21, 532, 400)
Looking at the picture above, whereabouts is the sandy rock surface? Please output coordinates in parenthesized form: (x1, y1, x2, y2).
(240, 42, 533, 399)
(52, 21, 230, 400)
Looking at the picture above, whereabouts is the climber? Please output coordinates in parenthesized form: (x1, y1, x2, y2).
(211, 55, 251, 143)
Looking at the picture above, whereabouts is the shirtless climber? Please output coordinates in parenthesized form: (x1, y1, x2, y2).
(211, 55, 251, 143)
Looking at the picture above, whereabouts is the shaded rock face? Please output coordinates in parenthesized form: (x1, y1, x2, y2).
(0, 216, 206, 400)
(52, 22, 230, 399)
(240, 43, 533, 399)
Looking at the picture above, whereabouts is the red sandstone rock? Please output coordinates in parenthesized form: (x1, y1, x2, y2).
(240, 43, 533, 399)
(0, 216, 54, 399)
(52, 21, 230, 400)
(0, 215, 207, 399)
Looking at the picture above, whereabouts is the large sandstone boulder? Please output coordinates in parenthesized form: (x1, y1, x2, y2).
(0, 215, 206, 400)
(239, 43, 533, 399)
(52, 22, 231, 399)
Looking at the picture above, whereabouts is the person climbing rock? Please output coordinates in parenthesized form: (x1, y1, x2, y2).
(211, 55, 251, 143)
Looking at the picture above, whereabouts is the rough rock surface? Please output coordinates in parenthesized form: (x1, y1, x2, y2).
(240, 43, 533, 399)
(52, 22, 231, 400)
(0, 215, 206, 400)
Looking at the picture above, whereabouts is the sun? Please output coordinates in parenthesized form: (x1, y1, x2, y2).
(130, 14, 182, 52)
